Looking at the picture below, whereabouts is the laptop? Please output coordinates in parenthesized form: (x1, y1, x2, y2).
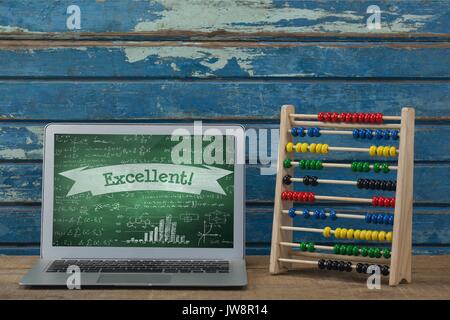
(21, 123, 247, 287)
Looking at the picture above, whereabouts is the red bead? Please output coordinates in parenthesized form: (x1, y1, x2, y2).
(325, 112, 332, 122)
(358, 113, 366, 123)
(372, 196, 379, 206)
(281, 191, 288, 200)
(345, 113, 352, 123)
(376, 113, 383, 123)
(383, 197, 391, 207)
(294, 192, 302, 201)
(352, 113, 359, 123)
(308, 192, 315, 202)
(369, 113, 377, 123)
(302, 192, 309, 202)
(390, 198, 396, 208)
(318, 112, 325, 121)
(331, 112, 339, 122)
(364, 113, 371, 123)
(339, 112, 347, 122)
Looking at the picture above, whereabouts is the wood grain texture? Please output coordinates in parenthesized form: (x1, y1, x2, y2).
(0, 0, 449, 40)
(0, 81, 449, 120)
(0, 42, 449, 78)
(0, 256, 449, 299)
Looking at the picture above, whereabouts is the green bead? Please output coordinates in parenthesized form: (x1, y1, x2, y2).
(356, 162, 363, 172)
(339, 245, 347, 255)
(316, 160, 323, 170)
(312, 160, 318, 170)
(352, 246, 360, 256)
(351, 162, 358, 172)
(373, 162, 381, 173)
(346, 245, 353, 256)
(299, 160, 306, 169)
(305, 160, 311, 170)
(363, 162, 370, 172)
(360, 247, 368, 257)
(383, 249, 391, 258)
(368, 247, 375, 258)
(382, 163, 390, 173)
(333, 244, 341, 254)
(283, 159, 292, 168)
(300, 242, 307, 251)
(307, 242, 315, 252)
(374, 248, 382, 258)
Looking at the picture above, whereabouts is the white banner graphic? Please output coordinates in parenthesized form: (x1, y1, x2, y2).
(58, 163, 233, 197)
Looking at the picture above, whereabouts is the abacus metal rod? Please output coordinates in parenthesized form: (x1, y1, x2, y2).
(290, 161, 398, 171)
(291, 120, 401, 129)
(281, 209, 365, 220)
(279, 257, 325, 266)
(289, 113, 402, 121)
(279, 242, 391, 255)
(291, 177, 356, 186)
(315, 195, 373, 203)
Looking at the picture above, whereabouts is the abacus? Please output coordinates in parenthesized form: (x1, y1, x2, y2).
(269, 106, 415, 286)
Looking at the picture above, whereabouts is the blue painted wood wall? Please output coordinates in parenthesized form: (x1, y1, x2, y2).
(0, 0, 449, 255)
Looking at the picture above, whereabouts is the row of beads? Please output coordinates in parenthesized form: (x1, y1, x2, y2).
(365, 213, 394, 225)
(297, 241, 316, 252)
(281, 191, 315, 202)
(291, 127, 321, 137)
(331, 227, 393, 242)
(318, 259, 353, 272)
(369, 145, 397, 157)
(356, 263, 390, 276)
(357, 179, 396, 191)
(318, 112, 384, 123)
(286, 142, 329, 154)
(288, 208, 337, 220)
(372, 196, 395, 207)
(351, 161, 391, 173)
(297, 159, 323, 170)
(353, 129, 399, 140)
(333, 244, 391, 259)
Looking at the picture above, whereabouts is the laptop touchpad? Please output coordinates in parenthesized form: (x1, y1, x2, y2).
(97, 274, 171, 284)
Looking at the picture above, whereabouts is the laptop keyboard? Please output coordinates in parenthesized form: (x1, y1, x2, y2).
(46, 259, 229, 274)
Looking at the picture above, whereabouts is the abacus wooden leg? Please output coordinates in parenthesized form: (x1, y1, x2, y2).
(389, 107, 415, 286)
(270, 104, 295, 274)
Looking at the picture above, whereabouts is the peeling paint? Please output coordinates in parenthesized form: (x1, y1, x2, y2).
(0, 148, 27, 159)
(124, 45, 265, 75)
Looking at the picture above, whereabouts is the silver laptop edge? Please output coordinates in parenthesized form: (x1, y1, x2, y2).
(20, 123, 247, 287)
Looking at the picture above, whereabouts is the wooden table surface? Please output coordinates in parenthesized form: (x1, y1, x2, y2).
(1, 255, 449, 299)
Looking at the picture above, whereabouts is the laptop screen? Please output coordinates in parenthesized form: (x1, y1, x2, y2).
(52, 133, 235, 249)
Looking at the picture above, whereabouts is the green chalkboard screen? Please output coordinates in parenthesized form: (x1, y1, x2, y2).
(53, 134, 235, 248)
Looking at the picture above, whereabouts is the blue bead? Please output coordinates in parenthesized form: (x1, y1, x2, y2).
(366, 129, 373, 140)
(307, 128, 315, 137)
(288, 207, 297, 218)
(303, 208, 310, 219)
(383, 214, 390, 225)
(365, 212, 372, 223)
(377, 214, 384, 224)
(291, 127, 298, 137)
(359, 129, 366, 139)
(375, 130, 383, 140)
(298, 127, 306, 137)
(391, 130, 399, 140)
(389, 214, 394, 225)
(314, 209, 321, 219)
(320, 209, 327, 220)
(314, 127, 321, 137)
(384, 130, 390, 140)
(329, 209, 337, 220)
(353, 129, 359, 139)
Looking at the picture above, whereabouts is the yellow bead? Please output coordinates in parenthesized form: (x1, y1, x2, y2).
(340, 228, 347, 239)
(301, 143, 309, 153)
(365, 230, 372, 241)
(310, 143, 316, 153)
(371, 231, 379, 241)
(378, 231, 386, 241)
(386, 232, 393, 242)
(354, 230, 361, 240)
(347, 229, 354, 240)
(295, 143, 302, 153)
(321, 144, 329, 154)
(360, 230, 367, 240)
(286, 142, 294, 153)
(389, 146, 397, 157)
(334, 228, 341, 239)
(323, 226, 331, 238)
(369, 146, 376, 156)
(315, 143, 323, 153)
(383, 146, 390, 157)
(376, 146, 384, 156)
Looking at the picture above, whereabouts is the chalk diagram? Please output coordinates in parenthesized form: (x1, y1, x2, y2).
(197, 210, 231, 245)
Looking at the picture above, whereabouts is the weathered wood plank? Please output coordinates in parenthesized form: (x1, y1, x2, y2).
(0, 0, 448, 39)
(1, 123, 448, 161)
(0, 81, 449, 120)
(0, 42, 449, 78)
(0, 163, 448, 203)
(1, 205, 449, 245)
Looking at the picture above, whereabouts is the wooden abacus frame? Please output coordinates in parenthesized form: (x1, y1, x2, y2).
(269, 105, 415, 286)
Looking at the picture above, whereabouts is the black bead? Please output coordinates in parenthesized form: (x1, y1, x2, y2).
(318, 259, 326, 269)
(303, 175, 310, 185)
(369, 179, 376, 189)
(338, 261, 346, 272)
(393, 181, 397, 191)
(381, 265, 390, 276)
(375, 180, 382, 190)
(356, 263, 363, 273)
(380, 181, 388, 190)
(326, 260, 333, 270)
(357, 179, 363, 189)
(311, 176, 319, 186)
(331, 260, 339, 270)
(345, 262, 352, 272)
(282, 175, 292, 185)
(361, 264, 369, 274)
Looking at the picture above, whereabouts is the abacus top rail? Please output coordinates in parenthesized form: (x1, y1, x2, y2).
(289, 114, 402, 121)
